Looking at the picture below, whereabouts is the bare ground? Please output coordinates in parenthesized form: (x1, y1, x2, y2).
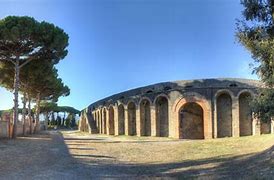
(0, 130, 273, 180)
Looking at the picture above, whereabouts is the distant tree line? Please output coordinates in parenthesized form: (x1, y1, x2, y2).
(0, 102, 80, 129)
(39, 101, 80, 129)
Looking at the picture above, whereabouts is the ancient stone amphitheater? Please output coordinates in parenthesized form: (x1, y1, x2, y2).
(79, 78, 274, 139)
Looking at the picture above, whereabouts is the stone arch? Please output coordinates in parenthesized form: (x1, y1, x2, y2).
(118, 104, 125, 135)
(237, 89, 255, 99)
(239, 91, 253, 136)
(139, 98, 151, 136)
(216, 91, 233, 138)
(215, 89, 235, 100)
(108, 106, 115, 135)
(179, 102, 204, 139)
(127, 101, 136, 136)
(155, 95, 169, 137)
(173, 93, 211, 139)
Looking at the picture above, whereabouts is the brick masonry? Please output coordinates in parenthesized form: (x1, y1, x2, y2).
(79, 78, 274, 139)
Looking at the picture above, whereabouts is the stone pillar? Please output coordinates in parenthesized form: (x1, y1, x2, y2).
(151, 106, 157, 136)
(204, 108, 212, 139)
(114, 105, 119, 136)
(124, 108, 129, 136)
(252, 114, 261, 135)
(213, 102, 218, 138)
(173, 110, 180, 139)
(232, 97, 240, 137)
(168, 104, 174, 138)
(136, 107, 141, 137)
(102, 110, 105, 134)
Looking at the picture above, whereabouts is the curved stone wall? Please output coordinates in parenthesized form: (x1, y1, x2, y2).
(79, 78, 274, 139)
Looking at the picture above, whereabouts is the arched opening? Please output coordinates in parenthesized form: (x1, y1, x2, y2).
(108, 106, 115, 135)
(103, 109, 107, 134)
(217, 93, 232, 138)
(261, 121, 271, 134)
(95, 112, 98, 130)
(128, 102, 136, 136)
(239, 92, 253, 136)
(118, 104, 125, 135)
(140, 99, 151, 136)
(100, 110, 103, 134)
(97, 112, 100, 133)
(155, 96, 169, 137)
(179, 102, 204, 139)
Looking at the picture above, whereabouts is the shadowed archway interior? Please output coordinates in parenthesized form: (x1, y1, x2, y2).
(108, 106, 114, 135)
(128, 102, 136, 136)
(239, 92, 252, 136)
(140, 99, 151, 136)
(179, 102, 204, 139)
(155, 96, 169, 137)
(217, 93, 232, 138)
(103, 109, 107, 134)
(118, 105, 125, 135)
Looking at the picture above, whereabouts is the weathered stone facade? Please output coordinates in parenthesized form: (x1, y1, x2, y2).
(79, 78, 274, 139)
(0, 112, 39, 138)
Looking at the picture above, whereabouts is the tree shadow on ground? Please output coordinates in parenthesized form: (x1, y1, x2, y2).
(72, 146, 273, 179)
(60, 133, 274, 179)
(0, 131, 272, 180)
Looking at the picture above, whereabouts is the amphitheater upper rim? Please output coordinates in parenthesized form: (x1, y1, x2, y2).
(85, 78, 262, 111)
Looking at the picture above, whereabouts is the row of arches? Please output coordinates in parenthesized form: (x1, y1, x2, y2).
(216, 91, 253, 138)
(91, 90, 272, 139)
(94, 96, 169, 137)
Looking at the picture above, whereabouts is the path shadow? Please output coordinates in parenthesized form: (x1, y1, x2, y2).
(1, 131, 272, 180)
(59, 131, 274, 179)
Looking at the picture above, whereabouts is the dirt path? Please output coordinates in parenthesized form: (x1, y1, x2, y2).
(0, 131, 273, 180)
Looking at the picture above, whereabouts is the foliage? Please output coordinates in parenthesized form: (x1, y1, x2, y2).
(236, 0, 274, 122)
(252, 89, 274, 121)
(37, 101, 80, 115)
(58, 106, 80, 115)
(57, 116, 62, 126)
(65, 113, 76, 128)
(38, 100, 79, 128)
(0, 16, 69, 64)
(0, 108, 23, 116)
(39, 101, 58, 113)
(0, 16, 69, 138)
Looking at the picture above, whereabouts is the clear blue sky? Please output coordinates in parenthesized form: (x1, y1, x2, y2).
(0, 0, 257, 110)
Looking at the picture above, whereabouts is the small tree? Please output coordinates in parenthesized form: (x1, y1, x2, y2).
(65, 113, 76, 128)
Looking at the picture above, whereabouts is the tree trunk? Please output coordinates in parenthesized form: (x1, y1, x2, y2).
(34, 92, 41, 133)
(12, 58, 20, 139)
(45, 112, 49, 130)
(22, 92, 27, 136)
(28, 94, 32, 134)
(62, 112, 66, 126)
